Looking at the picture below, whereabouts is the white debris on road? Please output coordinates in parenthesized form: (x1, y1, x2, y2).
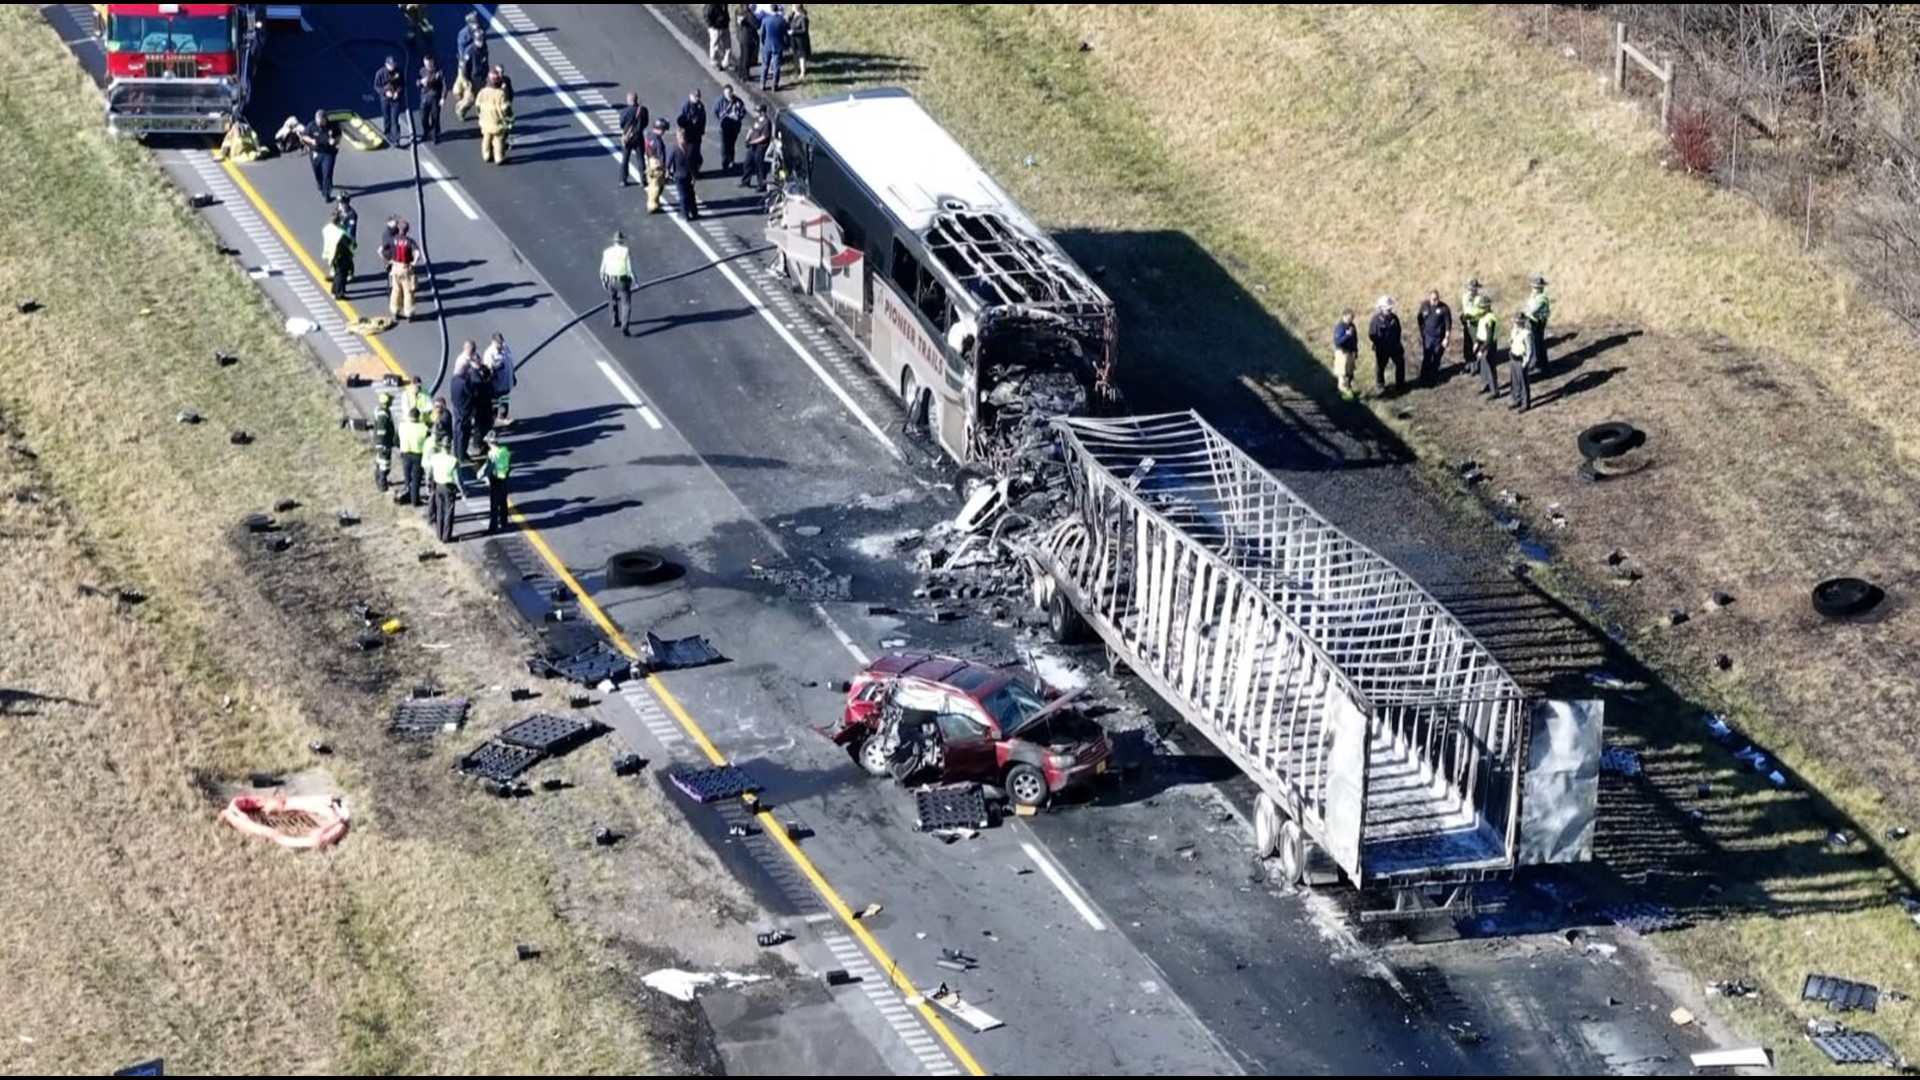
(283, 316, 316, 336)
(850, 528, 926, 559)
(1028, 648, 1089, 694)
(641, 968, 769, 1003)
(853, 488, 921, 512)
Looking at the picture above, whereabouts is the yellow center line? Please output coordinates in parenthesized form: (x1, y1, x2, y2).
(215, 153, 991, 1076)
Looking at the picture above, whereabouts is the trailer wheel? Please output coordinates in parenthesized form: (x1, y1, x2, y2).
(1254, 794, 1283, 859)
(1274, 820, 1306, 888)
(1047, 589, 1092, 645)
(854, 735, 892, 777)
(1005, 763, 1048, 808)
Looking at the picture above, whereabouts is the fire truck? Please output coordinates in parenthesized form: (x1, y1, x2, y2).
(91, 5, 297, 137)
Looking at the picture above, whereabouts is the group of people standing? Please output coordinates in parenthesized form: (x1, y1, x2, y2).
(616, 84, 776, 219)
(705, 4, 813, 92)
(1332, 276, 1554, 413)
(316, 194, 427, 323)
(371, 336, 518, 543)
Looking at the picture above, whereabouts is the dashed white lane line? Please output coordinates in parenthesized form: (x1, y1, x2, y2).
(822, 931, 964, 1076)
(595, 357, 666, 430)
(420, 158, 481, 221)
(474, 2, 905, 463)
(1019, 840, 1108, 932)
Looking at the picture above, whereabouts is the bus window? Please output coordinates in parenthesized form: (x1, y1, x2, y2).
(917, 278, 951, 331)
(890, 239, 919, 296)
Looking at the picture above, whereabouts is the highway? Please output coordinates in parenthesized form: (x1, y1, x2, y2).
(44, 2, 1701, 1074)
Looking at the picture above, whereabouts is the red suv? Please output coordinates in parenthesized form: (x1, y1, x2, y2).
(824, 651, 1114, 808)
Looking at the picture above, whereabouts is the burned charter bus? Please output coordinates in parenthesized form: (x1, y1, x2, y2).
(767, 88, 1119, 469)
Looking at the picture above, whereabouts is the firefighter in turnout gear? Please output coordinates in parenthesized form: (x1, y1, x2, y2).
(477, 70, 512, 164)
(601, 231, 635, 335)
(482, 431, 512, 534)
(426, 440, 462, 542)
(385, 221, 422, 320)
(1523, 275, 1552, 375)
(373, 391, 398, 492)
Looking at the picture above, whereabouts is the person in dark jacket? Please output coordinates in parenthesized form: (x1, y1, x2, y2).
(741, 102, 772, 190)
(1366, 295, 1406, 395)
(1415, 289, 1451, 386)
(417, 56, 445, 145)
(454, 12, 488, 121)
(758, 6, 789, 91)
(300, 109, 340, 202)
(734, 5, 759, 82)
(676, 88, 707, 170)
(617, 91, 649, 187)
(374, 56, 405, 146)
(704, 3, 732, 67)
(715, 84, 747, 173)
(1332, 309, 1359, 400)
(667, 128, 701, 220)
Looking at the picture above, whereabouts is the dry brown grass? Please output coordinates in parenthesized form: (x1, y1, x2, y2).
(0, 6, 759, 1072)
(797, 2, 1920, 1068)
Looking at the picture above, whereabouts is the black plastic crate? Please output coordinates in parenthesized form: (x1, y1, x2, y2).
(670, 764, 760, 804)
(389, 696, 470, 736)
(498, 713, 607, 756)
(914, 783, 990, 832)
(545, 642, 633, 686)
(1803, 974, 1879, 1013)
(1809, 1031, 1896, 1065)
(642, 631, 726, 671)
(456, 740, 547, 784)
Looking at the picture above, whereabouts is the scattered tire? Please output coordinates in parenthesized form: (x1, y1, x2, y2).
(855, 736, 892, 778)
(1274, 819, 1307, 888)
(1004, 762, 1049, 809)
(1577, 422, 1642, 461)
(1811, 576, 1885, 619)
(1047, 589, 1093, 646)
(606, 549, 673, 588)
(1253, 794, 1284, 860)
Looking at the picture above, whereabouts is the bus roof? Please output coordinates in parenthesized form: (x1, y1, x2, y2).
(782, 88, 1040, 239)
(105, 4, 239, 16)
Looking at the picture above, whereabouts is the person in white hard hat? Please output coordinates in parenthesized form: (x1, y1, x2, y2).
(1367, 295, 1406, 395)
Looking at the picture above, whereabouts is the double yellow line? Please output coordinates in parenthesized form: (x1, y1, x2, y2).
(214, 156, 988, 1076)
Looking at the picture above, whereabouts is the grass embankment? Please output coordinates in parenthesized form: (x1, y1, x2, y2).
(0, 6, 749, 1073)
(788, 3, 1920, 1069)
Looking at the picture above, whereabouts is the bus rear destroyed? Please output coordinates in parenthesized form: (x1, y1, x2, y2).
(767, 88, 1119, 468)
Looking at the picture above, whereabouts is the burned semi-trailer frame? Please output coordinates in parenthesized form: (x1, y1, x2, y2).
(766, 88, 1117, 468)
(1024, 412, 1604, 918)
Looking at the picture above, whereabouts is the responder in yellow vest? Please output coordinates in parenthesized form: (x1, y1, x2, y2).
(600, 231, 635, 335)
(426, 441, 462, 542)
(1474, 304, 1501, 398)
(322, 211, 355, 301)
(397, 407, 430, 506)
(482, 431, 512, 534)
(1460, 277, 1486, 372)
(477, 70, 512, 164)
(1508, 313, 1533, 413)
(1523, 275, 1552, 376)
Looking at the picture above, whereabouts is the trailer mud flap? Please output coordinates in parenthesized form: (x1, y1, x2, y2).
(1320, 697, 1368, 882)
(1517, 699, 1604, 866)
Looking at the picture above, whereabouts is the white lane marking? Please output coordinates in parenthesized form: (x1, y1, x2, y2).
(815, 603, 870, 665)
(420, 159, 481, 221)
(1019, 841, 1107, 932)
(474, 3, 904, 463)
(596, 358, 665, 431)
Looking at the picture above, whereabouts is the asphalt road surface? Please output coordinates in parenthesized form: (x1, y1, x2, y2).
(44, 2, 1706, 1074)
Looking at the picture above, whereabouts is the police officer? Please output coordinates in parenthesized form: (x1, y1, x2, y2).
(1474, 301, 1501, 399)
(374, 56, 405, 146)
(397, 407, 429, 505)
(1366, 295, 1406, 395)
(1460, 276, 1486, 373)
(426, 439, 462, 542)
(482, 431, 512, 534)
(716, 84, 746, 173)
(1508, 312, 1534, 412)
(601, 230, 635, 335)
(1524, 275, 1552, 375)
(301, 108, 340, 202)
(373, 391, 398, 492)
(417, 55, 445, 146)
(617, 91, 649, 187)
(1415, 288, 1451, 386)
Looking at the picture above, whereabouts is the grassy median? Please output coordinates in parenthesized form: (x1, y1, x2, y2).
(0, 6, 757, 1073)
(785, 3, 1920, 1069)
